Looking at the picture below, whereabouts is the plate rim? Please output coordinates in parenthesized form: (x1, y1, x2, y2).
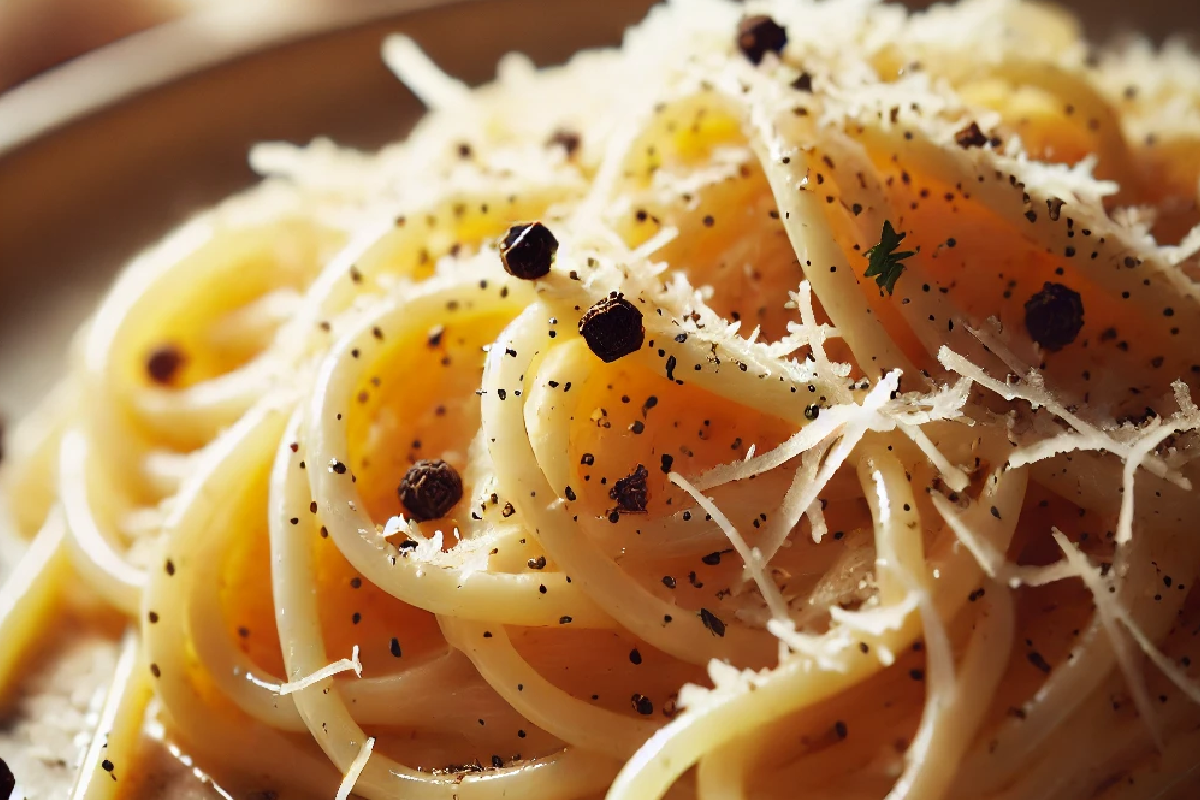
(0, 0, 473, 155)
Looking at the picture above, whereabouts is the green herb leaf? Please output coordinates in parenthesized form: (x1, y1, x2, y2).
(864, 220, 916, 295)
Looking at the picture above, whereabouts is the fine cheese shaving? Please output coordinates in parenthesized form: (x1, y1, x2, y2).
(276, 646, 362, 696)
(382, 36, 472, 111)
(669, 471, 788, 621)
(334, 736, 375, 800)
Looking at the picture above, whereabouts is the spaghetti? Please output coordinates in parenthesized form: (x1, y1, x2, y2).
(3, 1, 1200, 798)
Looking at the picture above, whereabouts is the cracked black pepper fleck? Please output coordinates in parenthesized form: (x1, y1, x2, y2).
(546, 128, 581, 158)
(699, 607, 726, 637)
(954, 121, 989, 148)
(1046, 197, 1065, 221)
(611, 464, 649, 513)
(1027, 651, 1052, 673)
(146, 344, 185, 384)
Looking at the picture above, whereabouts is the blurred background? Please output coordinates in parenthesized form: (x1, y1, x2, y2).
(1, 0, 1196, 94)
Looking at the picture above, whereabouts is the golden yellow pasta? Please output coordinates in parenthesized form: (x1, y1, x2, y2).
(2, 1, 1200, 799)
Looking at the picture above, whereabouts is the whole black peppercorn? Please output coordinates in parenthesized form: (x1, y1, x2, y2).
(804, 404, 820, 421)
(0, 756, 13, 800)
(398, 459, 464, 521)
(579, 292, 644, 362)
(1024, 282, 1085, 352)
(736, 15, 788, 66)
(500, 222, 558, 280)
(146, 344, 185, 384)
(610, 464, 649, 513)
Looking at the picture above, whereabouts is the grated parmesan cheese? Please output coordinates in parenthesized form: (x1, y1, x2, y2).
(272, 646, 362, 696)
(669, 471, 788, 622)
(1052, 532, 1163, 749)
(382, 36, 472, 111)
(334, 736, 375, 800)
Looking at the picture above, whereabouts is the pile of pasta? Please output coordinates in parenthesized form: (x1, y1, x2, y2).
(3, 1, 1200, 798)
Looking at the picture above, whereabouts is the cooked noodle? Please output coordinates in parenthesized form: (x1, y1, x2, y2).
(3, 1, 1200, 798)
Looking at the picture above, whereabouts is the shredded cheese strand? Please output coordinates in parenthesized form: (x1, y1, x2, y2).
(334, 736, 375, 800)
(272, 646, 363, 696)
